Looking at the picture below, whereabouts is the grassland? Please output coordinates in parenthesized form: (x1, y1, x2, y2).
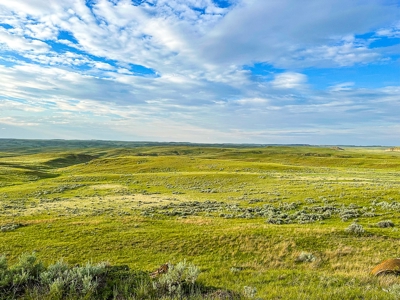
(1, 139, 400, 299)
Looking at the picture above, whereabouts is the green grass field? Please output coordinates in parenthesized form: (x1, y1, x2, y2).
(1, 140, 400, 299)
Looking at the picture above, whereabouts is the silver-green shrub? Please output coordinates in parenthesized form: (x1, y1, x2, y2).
(345, 222, 365, 235)
(11, 252, 44, 286)
(153, 260, 200, 297)
(296, 252, 316, 263)
(0, 255, 10, 287)
(243, 285, 257, 298)
(39, 259, 106, 297)
(0, 223, 22, 232)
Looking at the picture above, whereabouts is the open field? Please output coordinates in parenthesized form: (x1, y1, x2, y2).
(1, 140, 400, 299)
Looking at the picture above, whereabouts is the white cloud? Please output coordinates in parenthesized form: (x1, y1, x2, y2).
(1, 0, 396, 74)
(294, 39, 380, 67)
(0, 0, 399, 144)
(93, 61, 115, 70)
(235, 98, 269, 106)
(24, 22, 58, 40)
(271, 72, 307, 89)
(198, 0, 397, 68)
(0, 99, 44, 112)
(329, 82, 355, 92)
(376, 21, 400, 38)
(0, 117, 39, 127)
(0, 28, 50, 53)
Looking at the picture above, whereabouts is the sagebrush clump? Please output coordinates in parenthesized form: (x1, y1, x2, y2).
(152, 260, 201, 297)
(0, 253, 107, 299)
(345, 222, 365, 235)
(296, 252, 316, 263)
(0, 253, 236, 299)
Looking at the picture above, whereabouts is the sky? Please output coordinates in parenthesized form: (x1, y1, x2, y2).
(0, 0, 399, 145)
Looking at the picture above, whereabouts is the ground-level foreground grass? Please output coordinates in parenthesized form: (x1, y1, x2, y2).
(0, 252, 232, 299)
(2, 216, 400, 299)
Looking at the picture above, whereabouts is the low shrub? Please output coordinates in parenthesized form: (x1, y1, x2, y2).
(345, 222, 365, 235)
(152, 260, 201, 297)
(295, 252, 316, 263)
(0, 254, 239, 299)
(1, 223, 23, 232)
(377, 220, 395, 228)
(243, 286, 257, 298)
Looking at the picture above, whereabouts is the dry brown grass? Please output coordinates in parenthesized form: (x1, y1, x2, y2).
(325, 245, 354, 260)
(90, 184, 126, 190)
(371, 258, 400, 276)
(177, 217, 214, 226)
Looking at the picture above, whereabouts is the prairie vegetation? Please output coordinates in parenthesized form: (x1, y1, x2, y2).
(1, 139, 400, 299)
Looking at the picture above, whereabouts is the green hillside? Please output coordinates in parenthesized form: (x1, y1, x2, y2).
(1, 140, 400, 299)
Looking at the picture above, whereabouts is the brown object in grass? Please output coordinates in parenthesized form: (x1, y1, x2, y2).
(371, 259, 400, 276)
(150, 263, 169, 278)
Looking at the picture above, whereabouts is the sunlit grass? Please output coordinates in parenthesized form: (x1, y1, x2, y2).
(1, 142, 400, 299)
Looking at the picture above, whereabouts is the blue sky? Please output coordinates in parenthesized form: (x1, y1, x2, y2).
(0, 0, 399, 145)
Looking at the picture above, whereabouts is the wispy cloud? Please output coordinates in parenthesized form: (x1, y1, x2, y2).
(0, 0, 399, 144)
(376, 21, 400, 38)
(0, 116, 39, 127)
(271, 73, 308, 89)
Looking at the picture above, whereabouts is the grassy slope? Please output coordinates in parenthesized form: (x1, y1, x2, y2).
(1, 142, 400, 299)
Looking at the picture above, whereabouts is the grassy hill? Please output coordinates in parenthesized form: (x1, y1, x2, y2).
(1, 140, 400, 299)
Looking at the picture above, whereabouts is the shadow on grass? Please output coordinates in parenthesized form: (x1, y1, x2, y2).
(0, 162, 60, 180)
(44, 154, 97, 169)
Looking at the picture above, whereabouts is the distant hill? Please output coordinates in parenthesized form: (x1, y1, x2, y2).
(0, 138, 392, 152)
(0, 139, 311, 151)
